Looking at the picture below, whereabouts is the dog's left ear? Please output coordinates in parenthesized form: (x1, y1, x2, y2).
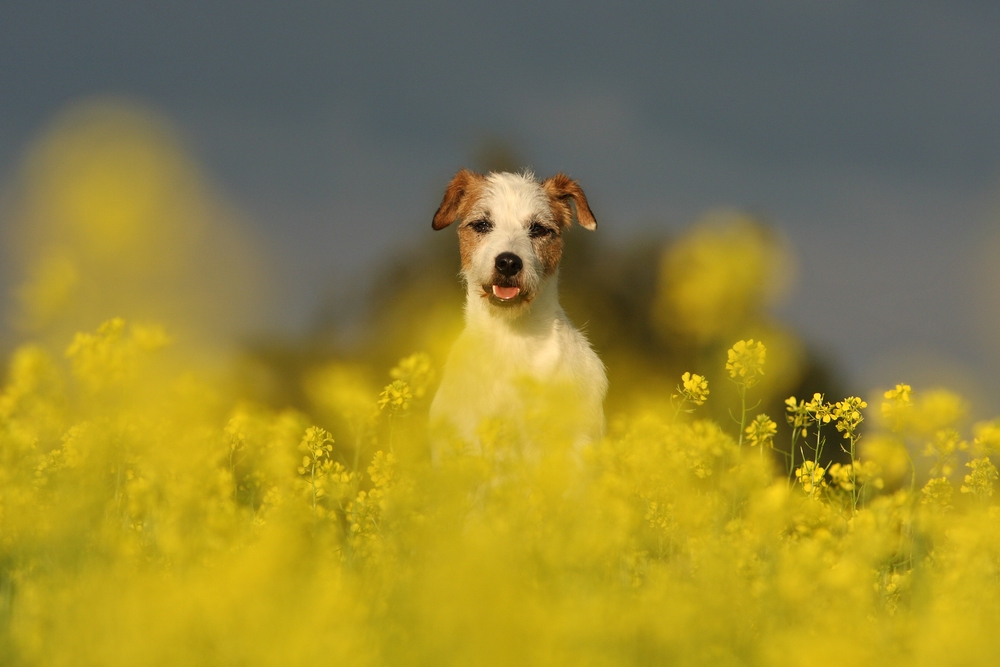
(542, 173, 597, 231)
(432, 168, 484, 230)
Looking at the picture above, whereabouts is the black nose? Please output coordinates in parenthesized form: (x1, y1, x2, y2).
(494, 252, 523, 277)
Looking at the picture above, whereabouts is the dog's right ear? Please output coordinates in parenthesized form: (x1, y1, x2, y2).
(432, 169, 484, 230)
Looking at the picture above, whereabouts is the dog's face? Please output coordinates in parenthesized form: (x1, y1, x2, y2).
(432, 170, 597, 316)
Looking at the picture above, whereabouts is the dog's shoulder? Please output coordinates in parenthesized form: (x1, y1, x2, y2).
(551, 316, 608, 402)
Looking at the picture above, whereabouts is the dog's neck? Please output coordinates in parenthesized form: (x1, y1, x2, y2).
(463, 274, 564, 338)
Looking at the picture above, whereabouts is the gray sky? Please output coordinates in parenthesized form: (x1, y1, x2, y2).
(3, 2, 1000, 405)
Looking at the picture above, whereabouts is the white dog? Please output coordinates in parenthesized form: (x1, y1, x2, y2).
(428, 169, 607, 448)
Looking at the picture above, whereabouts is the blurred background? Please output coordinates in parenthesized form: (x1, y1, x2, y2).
(2, 2, 1000, 421)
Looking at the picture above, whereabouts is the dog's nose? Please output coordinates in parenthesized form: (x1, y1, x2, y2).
(494, 252, 523, 277)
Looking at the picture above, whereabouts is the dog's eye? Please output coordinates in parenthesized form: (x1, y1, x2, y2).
(529, 222, 554, 238)
(469, 219, 493, 234)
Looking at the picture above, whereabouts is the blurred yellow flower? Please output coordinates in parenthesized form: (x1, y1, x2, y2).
(785, 396, 811, 438)
(378, 380, 413, 413)
(973, 419, 1000, 457)
(961, 457, 998, 501)
(921, 477, 954, 510)
(726, 339, 766, 387)
(390, 352, 436, 400)
(745, 414, 777, 449)
(652, 213, 792, 344)
(828, 462, 855, 492)
(881, 384, 913, 433)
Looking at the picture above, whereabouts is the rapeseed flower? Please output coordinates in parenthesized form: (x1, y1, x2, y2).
(828, 462, 855, 492)
(745, 414, 776, 449)
(652, 214, 791, 344)
(833, 396, 867, 439)
(785, 396, 811, 438)
(390, 352, 436, 399)
(881, 383, 913, 433)
(673, 372, 710, 418)
(795, 460, 826, 496)
(378, 380, 413, 413)
(960, 457, 998, 501)
(922, 428, 966, 477)
(7, 121, 1000, 665)
(921, 477, 954, 510)
(972, 419, 1000, 456)
(679, 371, 710, 405)
(805, 393, 833, 424)
(725, 339, 766, 387)
(727, 339, 766, 448)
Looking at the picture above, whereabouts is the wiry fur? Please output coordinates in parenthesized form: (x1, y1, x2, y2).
(430, 170, 608, 447)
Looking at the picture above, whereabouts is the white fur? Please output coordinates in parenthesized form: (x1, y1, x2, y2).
(430, 172, 608, 448)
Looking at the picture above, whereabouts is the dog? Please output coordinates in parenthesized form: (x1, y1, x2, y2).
(428, 169, 608, 450)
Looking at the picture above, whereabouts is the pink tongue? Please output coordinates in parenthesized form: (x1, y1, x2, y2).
(492, 285, 520, 300)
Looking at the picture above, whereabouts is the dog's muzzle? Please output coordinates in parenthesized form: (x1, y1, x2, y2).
(488, 252, 524, 302)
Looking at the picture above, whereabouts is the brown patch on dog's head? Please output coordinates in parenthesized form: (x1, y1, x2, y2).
(542, 173, 597, 231)
(432, 168, 485, 230)
(533, 224, 564, 276)
(457, 221, 486, 271)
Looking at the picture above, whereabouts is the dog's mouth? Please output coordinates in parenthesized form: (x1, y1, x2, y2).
(492, 285, 520, 300)
(482, 281, 528, 306)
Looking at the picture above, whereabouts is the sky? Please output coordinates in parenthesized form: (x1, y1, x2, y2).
(2, 1, 1000, 405)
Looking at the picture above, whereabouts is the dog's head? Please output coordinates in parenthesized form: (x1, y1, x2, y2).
(431, 170, 597, 316)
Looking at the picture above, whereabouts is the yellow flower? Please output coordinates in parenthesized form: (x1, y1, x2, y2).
(884, 384, 912, 403)
(805, 393, 833, 424)
(676, 371, 710, 406)
(651, 214, 791, 344)
(745, 414, 776, 448)
(961, 457, 998, 500)
(833, 396, 867, 439)
(856, 460, 885, 490)
(725, 339, 766, 387)
(368, 451, 396, 489)
(921, 477, 954, 510)
(795, 460, 826, 495)
(828, 462, 855, 492)
(298, 426, 334, 470)
(64, 318, 170, 390)
(973, 420, 1000, 457)
(390, 353, 436, 399)
(785, 396, 811, 438)
(922, 428, 966, 478)
(881, 383, 913, 433)
(378, 380, 413, 413)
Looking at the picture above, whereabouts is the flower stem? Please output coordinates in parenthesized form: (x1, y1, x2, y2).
(737, 384, 747, 448)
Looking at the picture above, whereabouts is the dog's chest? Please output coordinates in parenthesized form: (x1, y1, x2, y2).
(493, 325, 564, 378)
(430, 318, 594, 436)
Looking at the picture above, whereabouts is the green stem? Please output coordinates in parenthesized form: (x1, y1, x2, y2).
(850, 433, 858, 514)
(814, 422, 823, 469)
(388, 414, 396, 455)
(737, 384, 747, 448)
(788, 428, 799, 485)
(310, 456, 317, 512)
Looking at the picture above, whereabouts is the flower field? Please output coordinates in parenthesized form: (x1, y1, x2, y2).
(3, 318, 1000, 665)
(2, 102, 1000, 665)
